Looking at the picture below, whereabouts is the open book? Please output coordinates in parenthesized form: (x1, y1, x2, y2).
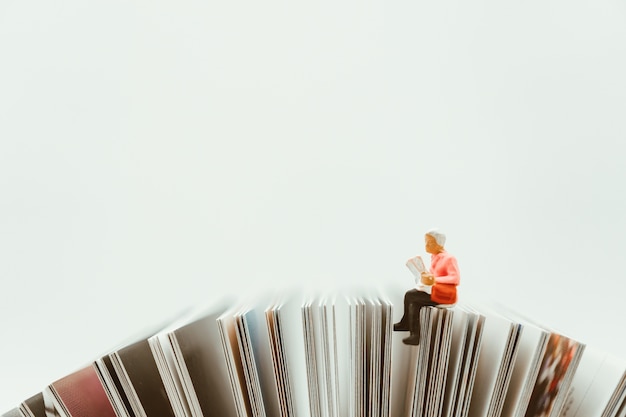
(4, 289, 625, 417)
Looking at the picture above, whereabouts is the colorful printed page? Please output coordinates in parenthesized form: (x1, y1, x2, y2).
(557, 347, 626, 417)
(46, 365, 117, 417)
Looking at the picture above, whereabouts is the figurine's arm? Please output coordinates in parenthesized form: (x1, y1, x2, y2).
(433, 256, 460, 285)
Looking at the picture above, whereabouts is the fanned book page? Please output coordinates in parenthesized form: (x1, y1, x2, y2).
(559, 347, 626, 417)
(265, 295, 311, 417)
(19, 393, 46, 417)
(236, 305, 282, 417)
(110, 338, 178, 417)
(218, 305, 254, 417)
(440, 306, 485, 417)
(168, 305, 240, 417)
(463, 304, 520, 417)
(3, 289, 624, 417)
(44, 365, 117, 417)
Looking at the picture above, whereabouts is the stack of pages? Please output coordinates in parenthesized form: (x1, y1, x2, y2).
(3, 289, 626, 417)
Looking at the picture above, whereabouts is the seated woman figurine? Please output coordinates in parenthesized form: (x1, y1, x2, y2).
(394, 229, 460, 345)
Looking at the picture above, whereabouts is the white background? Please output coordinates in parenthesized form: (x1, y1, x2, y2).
(2, 0, 626, 410)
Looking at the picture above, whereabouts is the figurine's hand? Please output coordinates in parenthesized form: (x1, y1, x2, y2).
(421, 272, 435, 286)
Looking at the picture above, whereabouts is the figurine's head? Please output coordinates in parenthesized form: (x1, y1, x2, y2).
(425, 229, 445, 254)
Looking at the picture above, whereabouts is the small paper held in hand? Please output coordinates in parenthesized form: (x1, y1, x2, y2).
(406, 256, 431, 293)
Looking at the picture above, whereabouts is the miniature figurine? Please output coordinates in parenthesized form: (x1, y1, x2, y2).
(394, 229, 460, 345)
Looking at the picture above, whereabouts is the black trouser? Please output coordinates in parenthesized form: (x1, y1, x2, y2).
(401, 289, 439, 334)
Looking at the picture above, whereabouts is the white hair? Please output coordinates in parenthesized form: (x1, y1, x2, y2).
(426, 228, 446, 247)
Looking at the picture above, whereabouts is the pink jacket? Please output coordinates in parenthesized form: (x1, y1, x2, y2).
(430, 251, 460, 303)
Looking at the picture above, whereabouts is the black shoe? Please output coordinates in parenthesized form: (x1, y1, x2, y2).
(393, 321, 409, 331)
(403, 334, 420, 345)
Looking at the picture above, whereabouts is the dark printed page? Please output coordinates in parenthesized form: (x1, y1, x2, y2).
(95, 355, 135, 417)
(114, 340, 176, 417)
(20, 392, 46, 417)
